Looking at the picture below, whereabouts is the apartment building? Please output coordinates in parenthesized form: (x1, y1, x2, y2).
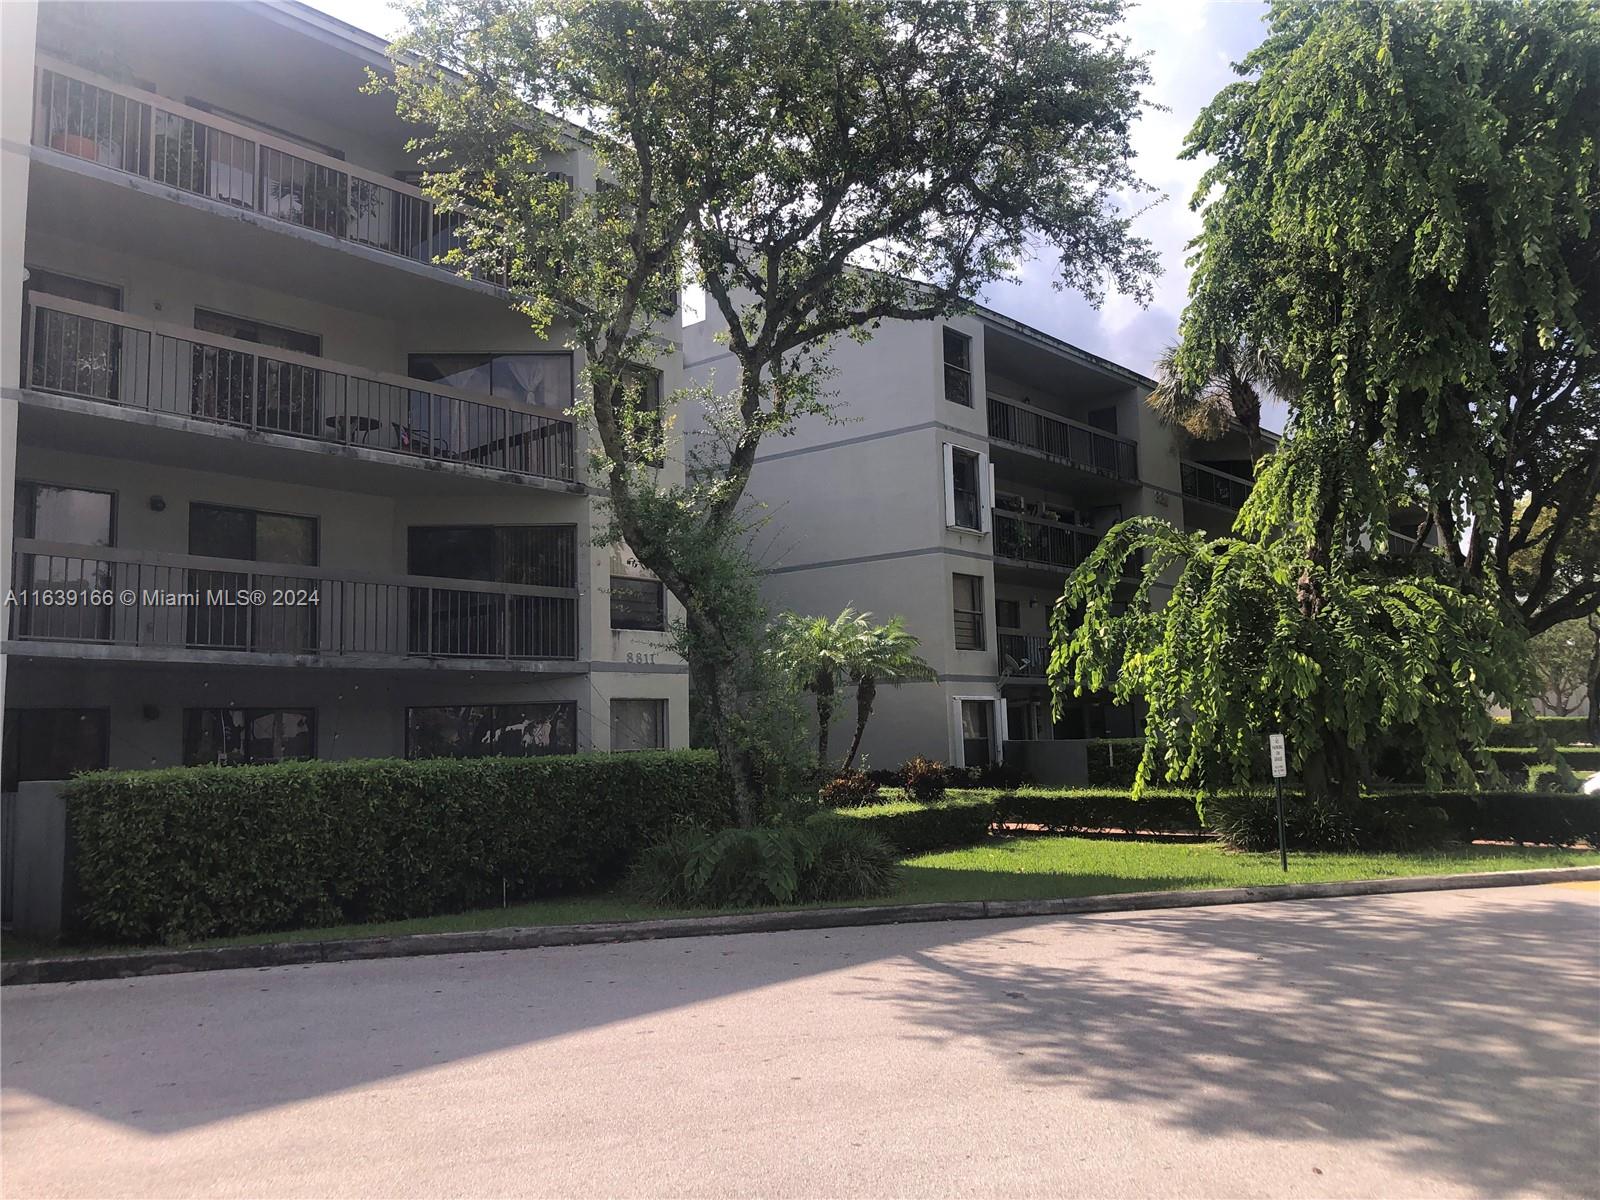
(0, 1, 688, 804)
(683, 303, 1260, 782)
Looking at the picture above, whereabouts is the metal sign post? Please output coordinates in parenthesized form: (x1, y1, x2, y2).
(1269, 733, 1288, 872)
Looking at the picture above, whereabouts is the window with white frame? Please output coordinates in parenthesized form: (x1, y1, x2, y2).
(943, 328, 972, 406)
(943, 444, 991, 533)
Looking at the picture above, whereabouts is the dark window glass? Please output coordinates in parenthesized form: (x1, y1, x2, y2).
(951, 448, 981, 530)
(996, 598, 1021, 630)
(183, 708, 315, 766)
(2, 709, 109, 789)
(953, 573, 985, 650)
(410, 353, 573, 411)
(612, 699, 666, 751)
(194, 309, 321, 355)
(26, 268, 122, 310)
(611, 576, 666, 631)
(189, 504, 317, 565)
(408, 526, 575, 587)
(14, 482, 115, 545)
(960, 700, 993, 768)
(943, 328, 972, 406)
(406, 703, 577, 759)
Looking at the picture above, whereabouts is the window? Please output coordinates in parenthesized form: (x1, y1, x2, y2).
(996, 598, 1021, 630)
(24, 267, 124, 399)
(2, 709, 109, 789)
(408, 525, 575, 587)
(621, 365, 664, 465)
(611, 576, 666, 631)
(409, 353, 574, 412)
(13, 482, 117, 640)
(959, 699, 994, 768)
(943, 444, 990, 533)
(191, 310, 322, 433)
(183, 709, 315, 766)
(612, 699, 667, 751)
(188, 504, 318, 653)
(194, 309, 320, 355)
(943, 328, 972, 406)
(407, 526, 577, 659)
(953, 573, 985, 650)
(406, 702, 577, 759)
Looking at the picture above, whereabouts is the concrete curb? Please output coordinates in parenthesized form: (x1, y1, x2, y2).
(5, 864, 1597, 986)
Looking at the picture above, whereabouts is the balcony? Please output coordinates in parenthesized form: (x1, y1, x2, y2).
(31, 59, 463, 273)
(987, 397, 1138, 481)
(999, 632, 1050, 678)
(8, 540, 580, 669)
(1180, 461, 1253, 511)
(993, 511, 1101, 572)
(22, 297, 577, 484)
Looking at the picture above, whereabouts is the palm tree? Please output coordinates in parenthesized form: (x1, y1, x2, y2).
(839, 616, 935, 773)
(1150, 340, 1293, 468)
(770, 609, 862, 773)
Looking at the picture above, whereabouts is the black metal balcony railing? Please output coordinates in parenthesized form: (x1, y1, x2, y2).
(24, 297, 577, 482)
(35, 62, 447, 268)
(1180, 460, 1253, 511)
(987, 397, 1138, 480)
(8, 541, 579, 662)
(999, 632, 1049, 677)
(993, 511, 1101, 571)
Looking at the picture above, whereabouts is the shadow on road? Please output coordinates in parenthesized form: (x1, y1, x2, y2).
(863, 890, 1600, 1198)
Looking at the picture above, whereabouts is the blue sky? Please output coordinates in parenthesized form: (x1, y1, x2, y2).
(311, 0, 1270, 379)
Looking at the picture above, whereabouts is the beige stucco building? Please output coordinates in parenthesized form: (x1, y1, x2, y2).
(683, 301, 1258, 781)
(0, 1, 689, 824)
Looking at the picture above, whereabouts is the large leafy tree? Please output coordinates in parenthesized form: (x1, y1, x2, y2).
(383, 0, 1155, 822)
(1173, 0, 1600, 634)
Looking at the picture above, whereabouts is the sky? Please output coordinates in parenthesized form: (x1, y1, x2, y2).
(308, 0, 1271, 381)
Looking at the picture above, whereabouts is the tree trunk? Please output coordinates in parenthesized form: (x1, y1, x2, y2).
(1586, 619, 1600, 745)
(842, 675, 877, 772)
(815, 683, 836, 777)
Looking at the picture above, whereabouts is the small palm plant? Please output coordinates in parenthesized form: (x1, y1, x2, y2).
(770, 609, 862, 774)
(839, 616, 935, 773)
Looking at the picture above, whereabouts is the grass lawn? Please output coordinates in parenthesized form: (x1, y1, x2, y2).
(4, 835, 1591, 961)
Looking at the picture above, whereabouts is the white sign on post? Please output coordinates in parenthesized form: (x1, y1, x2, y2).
(1268, 733, 1288, 779)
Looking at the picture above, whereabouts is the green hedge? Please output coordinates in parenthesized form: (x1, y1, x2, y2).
(824, 795, 997, 853)
(994, 788, 1203, 835)
(1486, 716, 1594, 747)
(1205, 789, 1600, 851)
(67, 751, 732, 944)
(1085, 739, 1148, 786)
(1481, 746, 1600, 771)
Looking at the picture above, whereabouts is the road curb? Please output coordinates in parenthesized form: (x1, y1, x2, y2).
(5, 864, 1597, 986)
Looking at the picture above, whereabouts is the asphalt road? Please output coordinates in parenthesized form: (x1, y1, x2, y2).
(3, 883, 1597, 1199)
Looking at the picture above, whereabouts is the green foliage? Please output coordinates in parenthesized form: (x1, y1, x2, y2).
(624, 821, 898, 907)
(381, 0, 1156, 816)
(1177, 0, 1600, 636)
(1481, 746, 1600, 772)
(1527, 620, 1598, 718)
(818, 771, 882, 808)
(1053, 518, 1525, 804)
(66, 752, 731, 944)
(900, 756, 949, 803)
(1487, 716, 1594, 747)
(826, 795, 995, 853)
(994, 788, 1203, 836)
(1085, 739, 1156, 787)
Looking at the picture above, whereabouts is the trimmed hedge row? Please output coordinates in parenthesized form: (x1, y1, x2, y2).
(994, 788, 1204, 835)
(1205, 789, 1600, 851)
(66, 751, 732, 944)
(824, 795, 997, 853)
(1481, 746, 1600, 771)
(1486, 716, 1594, 747)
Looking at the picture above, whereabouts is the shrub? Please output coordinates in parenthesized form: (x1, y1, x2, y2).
(819, 771, 881, 807)
(1203, 790, 1364, 851)
(993, 788, 1203, 835)
(1482, 746, 1600, 772)
(1085, 739, 1149, 786)
(1449, 791, 1600, 848)
(827, 794, 996, 852)
(1487, 716, 1594, 747)
(67, 751, 732, 944)
(901, 756, 949, 803)
(947, 762, 1030, 788)
(626, 822, 899, 907)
